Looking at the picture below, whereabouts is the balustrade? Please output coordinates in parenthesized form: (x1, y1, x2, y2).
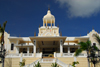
(40, 58, 55, 63)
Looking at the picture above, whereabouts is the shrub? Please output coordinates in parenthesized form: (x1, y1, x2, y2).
(51, 62, 59, 67)
(34, 61, 41, 67)
(19, 59, 26, 67)
(71, 61, 79, 67)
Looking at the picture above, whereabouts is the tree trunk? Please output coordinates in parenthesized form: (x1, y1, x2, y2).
(1, 33, 5, 67)
(1, 33, 4, 51)
(87, 51, 90, 67)
(87, 58, 90, 67)
(2, 58, 4, 67)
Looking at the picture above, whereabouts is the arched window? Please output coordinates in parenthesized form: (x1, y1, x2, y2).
(11, 43, 14, 50)
(93, 43, 96, 46)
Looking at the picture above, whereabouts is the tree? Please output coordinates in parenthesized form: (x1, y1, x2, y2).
(0, 21, 7, 67)
(0, 21, 7, 50)
(51, 62, 59, 67)
(74, 40, 98, 67)
(75, 40, 92, 56)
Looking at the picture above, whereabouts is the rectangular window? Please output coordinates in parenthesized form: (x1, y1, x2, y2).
(11, 43, 14, 50)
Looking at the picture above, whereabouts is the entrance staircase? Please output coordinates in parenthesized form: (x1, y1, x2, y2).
(24, 58, 72, 67)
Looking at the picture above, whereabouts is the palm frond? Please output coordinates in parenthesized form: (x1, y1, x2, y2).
(74, 49, 82, 56)
(2, 21, 7, 30)
(94, 34, 100, 45)
(93, 45, 99, 50)
(79, 42, 87, 50)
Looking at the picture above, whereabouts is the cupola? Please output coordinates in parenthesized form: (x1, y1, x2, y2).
(43, 8, 55, 27)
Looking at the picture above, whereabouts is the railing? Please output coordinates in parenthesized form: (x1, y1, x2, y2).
(63, 53, 74, 57)
(23, 53, 33, 57)
(56, 59, 72, 67)
(6, 53, 34, 57)
(24, 59, 40, 67)
(6, 53, 87, 58)
(23, 53, 27, 56)
(40, 58, 55, 63)
(29, 53, 33, 56)
(55, 53, 87, 57)
(56, 53, 61, 57)
(6, 53, 20, 57)
(78, 53, 87, 57)
(35, 53, 42, 57)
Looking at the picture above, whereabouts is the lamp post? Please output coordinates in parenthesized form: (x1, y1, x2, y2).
(87, 44, 100, 67)
(0, 49, 6, 67)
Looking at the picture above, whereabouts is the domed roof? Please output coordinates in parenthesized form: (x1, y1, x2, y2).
(43, 9, 55, 20)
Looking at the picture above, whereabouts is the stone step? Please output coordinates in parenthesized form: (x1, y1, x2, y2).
(40, 63, 62, 67)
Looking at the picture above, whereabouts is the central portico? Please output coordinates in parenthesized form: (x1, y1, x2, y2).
(30, 37, 66, 57)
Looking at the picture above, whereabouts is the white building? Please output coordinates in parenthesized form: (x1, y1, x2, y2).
(1, 9, 100, 67)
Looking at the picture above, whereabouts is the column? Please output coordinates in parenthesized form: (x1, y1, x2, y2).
(68, 47, 70, 53)
(20, 52, 23, 62)
(33, 40, 36, 56)
(60, 39, 63, 56)
(27, 47, 29, 56)
(46, 20, 47, 27)
(74, 56, 77, 66)
(51, 20, 52, 28)
(16, 47, 19, 54)
(43, 20, 45, 26)
(54, 20, 55, 26)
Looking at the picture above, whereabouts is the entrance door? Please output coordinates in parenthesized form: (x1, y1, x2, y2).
(42, 48, 55, 58)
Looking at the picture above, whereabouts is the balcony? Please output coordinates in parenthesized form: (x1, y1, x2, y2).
(15, 43, 33, 46)
(6, 53, 42, 58)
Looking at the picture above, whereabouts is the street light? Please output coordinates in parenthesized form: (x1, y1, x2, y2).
(87, 44, 100, 67)
(0, 49, 6, 67)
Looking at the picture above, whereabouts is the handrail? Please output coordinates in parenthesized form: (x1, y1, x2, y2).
(56, 59, 72, 67)
(24, 59, 40, 67)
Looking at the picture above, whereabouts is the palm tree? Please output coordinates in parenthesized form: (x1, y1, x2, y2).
(51, 62, 59, 67)
(0, 21, 7, 50)
(75, 40, 98, 67)
(74, 40, 92, 56)
(0, 21, 7, 67)
(74, 40, 93, 67)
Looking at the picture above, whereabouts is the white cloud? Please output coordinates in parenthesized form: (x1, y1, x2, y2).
(56, 0, 100, 18)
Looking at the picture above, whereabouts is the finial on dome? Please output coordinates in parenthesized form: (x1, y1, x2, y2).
(60, 31, 62, 36)
(48, 5, 50, 10)
(92, 27, 94, 30)
(8, 30, 10, 34)
(87, 31, 89, 34)
(39, 24, 40, 28)
(98, 30, 99, 33)
(34, 31, 36, 36)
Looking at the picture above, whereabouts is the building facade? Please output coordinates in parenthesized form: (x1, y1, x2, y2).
(0, 9, 100, 67)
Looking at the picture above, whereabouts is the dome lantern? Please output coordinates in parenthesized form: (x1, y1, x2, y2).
(43, 9, 55, 27)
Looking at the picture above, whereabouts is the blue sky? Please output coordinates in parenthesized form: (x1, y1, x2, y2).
(0, 0, 100, 37)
